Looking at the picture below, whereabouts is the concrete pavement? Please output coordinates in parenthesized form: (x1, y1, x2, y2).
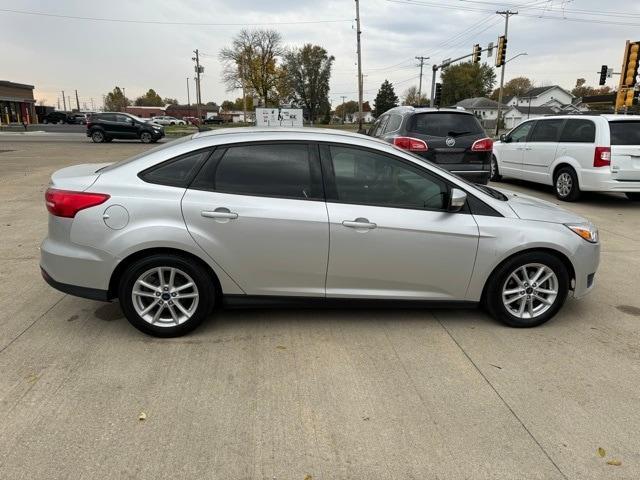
(0, 137, 638, 479)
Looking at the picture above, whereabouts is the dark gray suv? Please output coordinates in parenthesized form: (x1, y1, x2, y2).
(369, 107, 492, 184)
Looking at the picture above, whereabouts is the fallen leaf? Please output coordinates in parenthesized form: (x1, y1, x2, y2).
(597, 447, 606, 458)
(303, 475, 312, 480)
(606, 459, 622, 466)
(138, 412, 147, 421)
(25, 373, 38, 383)
(276, 345, 287, 350)
(362, 416, 370, 421)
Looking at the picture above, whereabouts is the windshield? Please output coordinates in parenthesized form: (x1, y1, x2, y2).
(98, 135, 194, 173)
(408, 112, 484, 137)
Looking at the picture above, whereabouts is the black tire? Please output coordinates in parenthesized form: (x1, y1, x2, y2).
(91, 130, 105, 143)
(43, 118, 49, 124)
(104, 137, 113, 143)
(118, 254, 216, 337)
(554, 166, 581, 201)
(170, 121, 175, 125)
(484, 251, 569, 328)
(140, 131, 153, 143)
(626, 192, 640, 201)
(490, 155, 502, 182)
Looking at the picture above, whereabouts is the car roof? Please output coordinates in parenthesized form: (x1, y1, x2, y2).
(193, 127, 390, 145)
(383, 106, 473, 116)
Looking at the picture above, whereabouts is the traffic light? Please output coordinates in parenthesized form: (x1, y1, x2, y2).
(622, 41, 640, 88)
(434, 83, 443, 107)
(472, 44, 481, 64)
(599, 65, 608, 86)
(495, 36, 507, 67)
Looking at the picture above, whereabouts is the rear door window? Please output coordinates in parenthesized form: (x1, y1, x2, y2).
(528, 119, 565, 142)
(610, 121, 640, 145)
(559, 119, 596, 143)
(407, 112, 483, 137)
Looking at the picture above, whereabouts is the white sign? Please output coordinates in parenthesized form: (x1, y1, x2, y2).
(255, 108, 303, 127)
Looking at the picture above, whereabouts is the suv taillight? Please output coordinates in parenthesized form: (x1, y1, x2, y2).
(393, 136, 428, 152)
(471, 137, 494, 152)
(45, 188, 109, 218)
(593, 146, 611, 167)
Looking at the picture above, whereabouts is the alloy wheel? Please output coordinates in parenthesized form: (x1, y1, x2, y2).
(141, 132, 152, 143)
(131, 267, 199, 327)
(502, 263, 558, 319)
(556, 172, 572, 198)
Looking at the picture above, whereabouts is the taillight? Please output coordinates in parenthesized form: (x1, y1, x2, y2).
(45, 188, 109, 218)
(593, 146, 611, 167)
(471, 137, 494, 152)
(393, 136, 428, 152)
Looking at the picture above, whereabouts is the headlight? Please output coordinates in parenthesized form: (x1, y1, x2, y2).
(565, 223, 599, 243)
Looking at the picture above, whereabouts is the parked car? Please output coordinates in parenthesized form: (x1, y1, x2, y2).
(86, 112, 164, 143)
(183, 116, 200, 126)
(69, 113, 88, 124)
(203, 116, 224, 125)
(41, 111, 70, 124)
(492, 114, 640, 201)
(41, 128, 599, 337)
(151, 115, 186, 126)
(369, 106, 493, 185)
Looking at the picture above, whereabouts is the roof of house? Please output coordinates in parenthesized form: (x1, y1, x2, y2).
(455, 97, 505, 109)
(520, 85, 574, 99)
(513, 106, 559, 115)
(0, 80, 34, 90)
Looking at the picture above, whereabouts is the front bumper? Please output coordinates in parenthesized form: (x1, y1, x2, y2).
(571, 240, 600, 299)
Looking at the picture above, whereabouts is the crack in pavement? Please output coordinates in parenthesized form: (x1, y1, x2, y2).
(434, 313, 569, 480)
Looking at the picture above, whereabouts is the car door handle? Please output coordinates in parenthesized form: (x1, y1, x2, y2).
(201, 208, 238, 220)
(342, 218, 377, 229)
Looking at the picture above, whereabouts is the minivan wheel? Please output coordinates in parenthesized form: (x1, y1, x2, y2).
(626, 192, 640, 201)
(118, 254, 215, 337)
(140, 132, 153, 143)
(554, 166, 580, 201)
(91, 131, 105, 143)
(490, 156, 502, 181)
(485, 251, 569, 328)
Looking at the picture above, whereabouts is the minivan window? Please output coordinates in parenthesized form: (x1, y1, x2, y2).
(214, 144, 314, 200)
(508, 121, 534, 143)
(560, 119, 596, 143)
(528, 119, 564, 142)
(407, 112, 483, 137)
(609, 121, 640, 145)
(330, 145, 447, 210)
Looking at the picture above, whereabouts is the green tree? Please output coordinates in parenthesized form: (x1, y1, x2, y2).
(571, 78, 611, 98)
(335, 100, 358, 120)
(163, 97, 178, 105)
(221, 100, 235, 111)
(440, 62, 496, 106)
(104, 87, 130, 112)
(373, 80, 399, 117)
(282, 44, 335, 123)
(402, 86, 429, 106)
(232, 96, 254, 111)
(134, 89, 163, 106)
(491, 76, 533, 100)
(220, 29, 284, 107)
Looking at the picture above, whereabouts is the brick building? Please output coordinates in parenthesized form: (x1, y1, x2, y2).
(0, 80, 36, 124)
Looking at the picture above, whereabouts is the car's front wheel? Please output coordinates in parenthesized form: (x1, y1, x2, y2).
(91, 130, 105, 143)
(118, 254, 216, 337)
(554, 166, 581, 201)
(140, 131, 153, 143)
(484, 251, 569, 328)
(490, 155, 502, 181)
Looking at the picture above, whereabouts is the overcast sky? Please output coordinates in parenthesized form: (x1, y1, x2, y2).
(1, 0, 639, 110)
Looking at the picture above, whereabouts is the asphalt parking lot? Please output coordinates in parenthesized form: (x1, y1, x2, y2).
(1, 134, 639, 480)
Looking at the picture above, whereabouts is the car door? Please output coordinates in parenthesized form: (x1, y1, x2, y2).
(114, 114, 138, 138)
(181, 142, 329, 297)
(320, 144, 479, 300)
(497, 121, 535, 178)
(521, 118, 565, 184)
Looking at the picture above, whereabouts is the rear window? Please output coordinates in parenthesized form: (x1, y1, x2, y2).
(407, 112, 483, 137)
(560, 119, 595, 143)
(609, 121, 640, 145)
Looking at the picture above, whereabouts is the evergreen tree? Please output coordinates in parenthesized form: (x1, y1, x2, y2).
(373, 80, 399, 117)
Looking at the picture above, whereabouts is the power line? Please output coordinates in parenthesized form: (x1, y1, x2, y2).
(0, 8, 352, 26)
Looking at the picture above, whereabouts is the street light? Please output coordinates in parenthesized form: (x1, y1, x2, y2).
(505, 52, 528, 64)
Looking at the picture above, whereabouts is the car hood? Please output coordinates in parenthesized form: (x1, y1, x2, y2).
(495, 188, 588, 224)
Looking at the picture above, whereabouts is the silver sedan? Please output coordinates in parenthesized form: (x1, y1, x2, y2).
(40, 128, 600, 336)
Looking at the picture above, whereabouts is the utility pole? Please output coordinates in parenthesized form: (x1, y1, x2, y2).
(355, 0, 364, 132)
(61, 91, 66, 111)
(57, 98, 60, 110)
(495, 10, 517, 136)
(186, 77, 191, 116)
(75, 90, 80, 111)
(90, 98, 95, 110)
(340, 95, 347, 123)
(193, 49, 203, 122)
(415, 56, 429, 102)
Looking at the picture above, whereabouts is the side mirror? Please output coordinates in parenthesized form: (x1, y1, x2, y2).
(500, 133, 509, 143)
(448, 188, 467, 212)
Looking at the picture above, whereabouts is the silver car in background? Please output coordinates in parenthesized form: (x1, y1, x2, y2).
(41, 128, 600, 337)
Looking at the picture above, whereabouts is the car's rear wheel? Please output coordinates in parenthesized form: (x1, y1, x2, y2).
(626, 192, 640, 201)
(104, 137, 113, 143)
(485, 251, 569, 328)
(140, 132, 153, 143)
(490, 155, 502, 181)
(118, 254, 215, 337)
(91, 130, 105, 143)
(554, 166, 581, 201)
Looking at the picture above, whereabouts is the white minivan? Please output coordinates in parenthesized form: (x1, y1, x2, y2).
(491, 115, 640, 201)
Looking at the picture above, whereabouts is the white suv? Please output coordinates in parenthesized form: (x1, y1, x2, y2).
(150, 115, 186, 126)
(491, 115, 640, 201)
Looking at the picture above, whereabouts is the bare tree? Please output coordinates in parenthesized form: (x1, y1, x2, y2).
(219, 29, 284, 106)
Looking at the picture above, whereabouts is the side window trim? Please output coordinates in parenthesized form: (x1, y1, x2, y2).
(319, 142, 455, 213)
(138, 147, 214, 188)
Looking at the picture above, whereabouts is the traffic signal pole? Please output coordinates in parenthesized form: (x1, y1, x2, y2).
(495, 10, 517, 137)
